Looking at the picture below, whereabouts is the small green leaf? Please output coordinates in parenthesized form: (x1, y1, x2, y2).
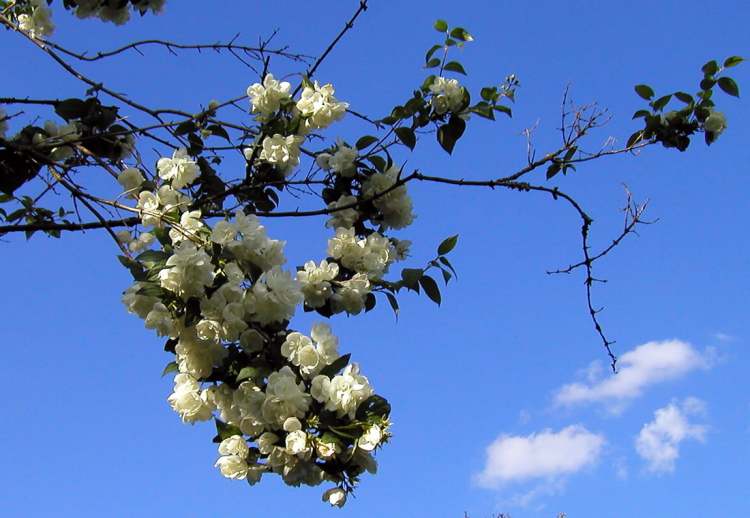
(449, 27, 472, 42)
(401, 268, 423, 290)
(419, 275, 441, 305)
(433, 19, 448, 32)
(356, 135, 379, 150)
(213, 419, 242, 443)
(161, 361, 179, 377)
(437, 234, 458, 255)
(174, 120, 196, 136)
(367, 155, 387, 172)
(634, 84, 655, 100)
(439, 256, 457, 276)
(425, 44, 442, 63)
(674, 92, 694, 104)
(319, 353, 352, 378)
(236, 366, 260, 383)
(136, 249, 170, 269)
(717, 77, 740, 97)
(724, 56, 744, 68)
(702, 59, 719, 75)
(443, 61, 467, 75)
(437, 115, 466, 154)
(546, 162, 562, 180)
(385, 292, 399, 318)
(441, 269, 452, 285)
(395, 127, 417, 150)
(652, 94, 672, 111)
(355, 395, 391, 420)
(54, 98, 87, 121)
(425, 58, 441, 69)
(207, 124, 230, 141)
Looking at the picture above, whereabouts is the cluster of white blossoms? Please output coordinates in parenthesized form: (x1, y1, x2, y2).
(113, 71, 437, 506)
(429, 76, 466, 115)
(16, 0, 55, 39)
(70, 0, 165, 25)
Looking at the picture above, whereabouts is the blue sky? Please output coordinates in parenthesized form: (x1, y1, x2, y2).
(1, 1, 748, 517)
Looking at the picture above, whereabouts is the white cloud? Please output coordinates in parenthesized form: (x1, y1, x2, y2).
(635, 398, 707, 473)
(554, 340, 708, 412)
(476, 425, 605, 488)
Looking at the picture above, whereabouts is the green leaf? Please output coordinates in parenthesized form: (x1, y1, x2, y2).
(161, 361, 179, 377)
(356, 135, 378, 150)
(419, 275, 441, 305)
(438, 256, 457, 276)
(433, 19, 448, 32)
(437, 115, 466, 154)
(634, 84, 655, 100)
(236, 366, 260, 383)
(724, 56, 744, 68)
(494, 105, 512, 118)
(546, 162, 562, 180)
(443, 61, 467, 75)
(385, 292, 399, 318)
(355, 395, 391, 420)
(441, 269, 452, 285)
(449, 27, 472, 42)
(674, 92, 694, 104)
(213, 419, 242, 443)
(136, 249, 170, 269)
(367, 155, 387, 172)
(702, 59, 719, 75)
(717, 77, 740, 97)
(174, 120, 196, 136)
(652, 94, 672, 112)
(395, 127, 417, 150)
(207, 124, 230, 141)
(54, 98, 86, 121)
(481, 87, 497, 101)
(117, 255, 146, 281)
(401, 268, 423, 290)
(700, 77, 716, 91)
(425, 44, 442, 64)
(319, 353, 352, 378)
(425, 58, 441, 69)
(437, 234, 459, 255)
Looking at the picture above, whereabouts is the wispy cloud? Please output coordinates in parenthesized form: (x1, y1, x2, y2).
(476, 425, 605, 489)
(554, 340, 709, 412)
(635, 398, 708, 473)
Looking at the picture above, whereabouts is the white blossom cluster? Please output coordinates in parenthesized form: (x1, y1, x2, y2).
(429, 76, 467, 115)
(70, 0, 165, 25)
(111, 71, 444, 505)
(16, 0, 55, 39)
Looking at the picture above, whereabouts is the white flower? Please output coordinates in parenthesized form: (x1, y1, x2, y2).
(323, 363, 373, 419)
(117, 168, 145, 196)
(322, 487, 347, 508)
(250, 134, 303, 175)
(174, 326, 227, 379)
(310, 375, 331, 403)
(429, 76, 466, 115)
(17, 0, 55, 39)
(128, 232, 155, 253)
(297, 260, 339, 308)
(327, 228, 394, 278)
(315, 437, 339, 459)
(363, 165, 415, 229)
(331, 273, 370, 315)
(357, 424, 382, 451)
(211, 220, 237, 245)
(249, 267, 303, 325)
(285, 430, 310, 456)
(247, 73, 292, 118)
(257, 432, 280, 455)
(168, 210, 204, 243)
(158, 241, 215, 299)
(218, 435, 250, 457)
(214, 455, 250, 480)
(136, 191, 161, 227)
(157, 185, 189, 213)
(121, 282, 158, 319)
(318, 142, 357, 176)
(34, 121, 80, 162)
(157, 148, 199, 189)
(296, 82, 349, 131)
(144, 302, 176, 337)
(167, 373, 215, 423)
(325, 194, 359, 230)
(262, 366, 311, 427)
(280, 325, 339, 378)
